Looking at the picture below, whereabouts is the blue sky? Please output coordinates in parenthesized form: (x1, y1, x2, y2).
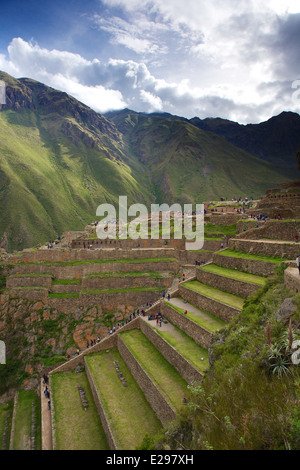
(0, 0, 300, 123)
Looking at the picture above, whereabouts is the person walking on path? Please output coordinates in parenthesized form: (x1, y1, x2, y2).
(296, 255, 300, 275)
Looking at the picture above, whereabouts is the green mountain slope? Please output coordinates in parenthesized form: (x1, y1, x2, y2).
(0, 73, 152, 251)
(0, 72, 297, 251)
(106, 109, 296, 204)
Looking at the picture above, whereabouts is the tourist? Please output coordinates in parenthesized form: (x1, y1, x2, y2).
(297, 255, 300, 275)
(167, 293, 170, 301)
(182, 273, 185, 281)
(162, 291, 166, 299)
(296, 235, 299, 243)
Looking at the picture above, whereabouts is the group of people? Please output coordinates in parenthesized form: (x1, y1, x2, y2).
(46, 236, 61, 249)
(42, 374, 51, 410)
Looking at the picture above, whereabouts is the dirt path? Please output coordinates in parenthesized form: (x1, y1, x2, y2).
(41, 378, 53, 450)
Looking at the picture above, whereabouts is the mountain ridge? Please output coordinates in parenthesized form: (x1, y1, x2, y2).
(0, 71, 298, 251)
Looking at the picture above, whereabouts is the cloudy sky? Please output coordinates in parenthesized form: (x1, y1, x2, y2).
(0, 0, 300, 123)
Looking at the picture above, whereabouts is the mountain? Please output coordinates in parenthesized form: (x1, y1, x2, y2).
(189, 112, 300, 168)
(0, 72, 152, 251)
(0, 71, 298, 251)
(106, 108, 296, 203)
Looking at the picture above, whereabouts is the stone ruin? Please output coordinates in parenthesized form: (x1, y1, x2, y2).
(77, 385, 88, 411)
(113, 360, 127, 387)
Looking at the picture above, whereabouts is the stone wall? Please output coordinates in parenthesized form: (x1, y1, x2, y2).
(81, 275, 173, 291)
(9, 287, 49, 303)
(9, 260, 179, 279)
(228, 238, 299, 259)
(6, 275, 52, 289)
(196, 268, 261, 298)
(72, 238, 185, 250)
(139, 319, 203, 384)
(236, 220, 300, 241)
(161, 302, 213, 349)
(208, 213, 246, 225)
(9, 247, 179, 264)
(212, 252, 277, 276)
(117, 335, 176, 426)
(178, 284, 240, 322)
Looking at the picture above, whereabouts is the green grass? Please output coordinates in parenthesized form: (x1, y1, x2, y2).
(217, 249, 289, 263)
(199, 264, 267, 285)
(120, 329, 190, 411)
(0, 400, 13, 450)
(183, 280, 245, 309)
(165, 299, 226, 332)
(50, 371, 109, 450)
(85, 349, 163, 449)
(12, 390, 41, 450)
(152, 322, 210, 373)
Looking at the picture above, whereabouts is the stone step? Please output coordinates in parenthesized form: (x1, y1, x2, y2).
(228, 238, 298, 259)
(179, 280, 243, 322)
(212, 250, 284, 276)
(84, 349, 163, 450)
(196, 263, 266, 298)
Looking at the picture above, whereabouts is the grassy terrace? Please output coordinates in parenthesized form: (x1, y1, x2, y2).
(50, 371, 109, 450)
(183, 280, 244, 310)
(120, 329, 190, 412)
(165, 299, 226, 332)
(199, 264, 267, 285)
(85, 271, 164, 279)
(217, 249, 289, 263)
(12, 390, 41, 450)
(150, 321, 210, 373)
(12, 257, 177, 266)
(85, 349, 162, 450)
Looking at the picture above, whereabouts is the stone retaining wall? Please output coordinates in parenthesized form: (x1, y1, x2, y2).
(212, 252, 277, 276)
(6, 275, 52, 288)
(117, 335, 176, 426)
(72, 238, 185, 250)
(161, 302, 213, 349)
(139, 319, 203, 385)
(85, 359, 117, 450)
(196, 268, 261, 298)
(179, 284, 240, 322)
(81, 275, 172, 291)
(228, 238, 299, 259)
(236, 220, 300, 241)
(9, 260, 178, 279)
(9, 288, 49, 303)
(9, 247, 178, 264)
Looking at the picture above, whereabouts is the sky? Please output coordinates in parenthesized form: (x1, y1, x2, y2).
(0, 0, 300, 124)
